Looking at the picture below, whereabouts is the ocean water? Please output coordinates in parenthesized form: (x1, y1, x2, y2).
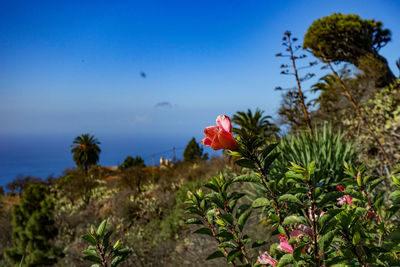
(0, 133, 219, 188)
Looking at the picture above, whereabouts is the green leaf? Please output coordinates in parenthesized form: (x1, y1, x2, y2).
(82, 234, 97, 245)
(83, 255, 102, 264)
(206, 250, 225, 260)
(279, 194, 303, 205)
(97, 220, 107, 237)
(236, 204, 251, 218)
(368, 178, 383, 192)
(116, 248, 132, 255)
(264, 152, 280, 170)
(252, 197, 270, 208)
(82, 249, 98, 257)
(220, 214, 234, 225)
(218, 241, 237, 248)
(352, 231, 361, 245)
(193, 227, 213, 236)
(232, 174, 260, 183)
(278, 225, 286, 235)
(278, 253, 294, 266)
(204, 182, 220, 192)
(185, 218, 203, 225)
(111, 255, 123, 267)
(283, 215, 306, 226)
(227, 249, 241, 263)
(103, 230, 113, 250)
(389, 191, 400, 199)
(293, 244, 306, 261)
(217, 231, 234, 240)
(236, 159, 256, 169)
(262, 143, 278, 158)
(319, 208, 341, 227)
(318, 230, 336, 252)
(238, 210, 252, 231)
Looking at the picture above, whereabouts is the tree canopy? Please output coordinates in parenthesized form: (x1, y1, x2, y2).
(183, 137, 207, 162)
(71, 134, 101, 173)
(4, 184, 63, 266)
(304, 13, 395, 86)
(119, 155, 146, 169)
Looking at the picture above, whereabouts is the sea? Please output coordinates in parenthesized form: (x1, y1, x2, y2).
(0, 133, 219, 188)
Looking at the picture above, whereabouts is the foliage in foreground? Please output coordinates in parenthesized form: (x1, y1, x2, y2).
(187, 122, 400, 266)
(81, 220, 132, 267)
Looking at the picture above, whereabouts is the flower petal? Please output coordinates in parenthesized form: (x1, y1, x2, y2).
(204, 126, 219, 139)
(201, 137, 212, 146)
(216, 115, 232, 132)
(218, 130, 238, 150)
(277, 238, 293, 253)
(211, 134, 224, 150)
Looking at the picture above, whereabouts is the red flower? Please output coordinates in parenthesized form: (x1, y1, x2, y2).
(201, 115, 238, 151)
(257, 251, 277, 266)
(337, 195, 353, 206)
(278, 234, 293, 254)
(336, 185, 344, 192)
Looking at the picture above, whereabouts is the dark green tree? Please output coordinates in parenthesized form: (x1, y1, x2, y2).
(4, 184, 63, 266)
(119, 155, 146, 170)
(232, 108, 279, 139)
(71, 133, 101, 174)
(303, 13, 395, 86)
(183, 138, 207, 162)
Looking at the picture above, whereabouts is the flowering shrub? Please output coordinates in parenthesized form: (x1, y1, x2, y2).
(185, 115, 400, 266)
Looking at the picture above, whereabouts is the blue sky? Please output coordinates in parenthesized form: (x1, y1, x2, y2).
(0, 0, 399, 139)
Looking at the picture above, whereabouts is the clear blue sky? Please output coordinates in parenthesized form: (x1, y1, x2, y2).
(0, 0, 399, 138)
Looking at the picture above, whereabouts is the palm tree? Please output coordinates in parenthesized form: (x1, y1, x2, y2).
(311, 74, 339, 112)
(71, 134, 101, 174)
(232, 108, 279, 139)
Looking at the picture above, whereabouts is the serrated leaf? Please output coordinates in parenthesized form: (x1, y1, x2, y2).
(97, 220, 107, 237)
(218, 241, 237, 248)
(252, 197, 270, 208)
(206, 250, 225, 260)
(232, 174, 260, 183)
(82, 234, 97, 245)
(279, 194, 303, 205)
(238, 210, 251, 231)
(83, 255, 102, 264)
(283, 215, 305, 225)
(193, 227, 213, 236)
